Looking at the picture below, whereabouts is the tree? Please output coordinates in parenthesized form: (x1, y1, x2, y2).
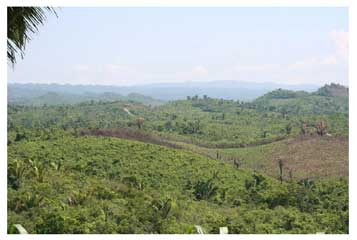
(287, 167, 294, 181)
(262, 130, 268, 138)
(7, 7, 57, 65)
(8, 159, 28, 189)
(164, 121, 173, 131)
(316, 120, 327, 136)
(193, 178, 218, 200)
(285, 123, 292, 135)
(278, 159, 284, 184)
(300, 122, 308, 136)
(136, 117, 145, 129)
(233, 159, 241, 168)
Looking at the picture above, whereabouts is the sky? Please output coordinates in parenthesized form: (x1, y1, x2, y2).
(8, 7, 349, 86)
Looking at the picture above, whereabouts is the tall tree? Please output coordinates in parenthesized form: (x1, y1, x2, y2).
(7, 7, 56, 65)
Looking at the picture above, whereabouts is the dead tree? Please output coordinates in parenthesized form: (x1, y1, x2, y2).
(316, 120, 327, 136)
(278, 159, 284, 184)
(233, 159, 241, 169)
(285, 123, 292, 135)
(136, 117, 145, 129)
(300, 122, 308, 136)
(287, 167, 293, 181)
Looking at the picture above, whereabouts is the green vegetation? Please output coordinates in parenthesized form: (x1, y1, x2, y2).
(8, 134, 348, 233)
(8, 88, 348, 147)
(252, 87, 348, 115)
(8, 83, 349, 234)
(316, 83, 349, 97)
(7, 7, 56, 64)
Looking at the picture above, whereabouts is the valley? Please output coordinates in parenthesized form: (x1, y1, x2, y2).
(7, 83, 349, 233)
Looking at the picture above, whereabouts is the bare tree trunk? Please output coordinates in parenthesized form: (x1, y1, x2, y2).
(278, 159, 284, 184)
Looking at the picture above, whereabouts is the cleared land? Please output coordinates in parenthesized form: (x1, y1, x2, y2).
(218, 136, 348, 180)
(81, 128, 348, 180)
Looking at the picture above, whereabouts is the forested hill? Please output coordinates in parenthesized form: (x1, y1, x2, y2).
(251, 83, 348, 115)
(8, 84, 164, 106)
(7, 82, 349, 233)
(315, 83, 348, 97)
(8, 83, 349, 147)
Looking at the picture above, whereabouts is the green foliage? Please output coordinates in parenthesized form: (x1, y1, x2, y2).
(193, 178, 218, 201)
(7, 135, 348, 233)
(8, 159, 28, 190)
(253, 86, 348, 116)
(8, 91, 348, 148)
(7, 86, 348, 233)
(7, 7, 57, 64)
(316, 83, 348, 97)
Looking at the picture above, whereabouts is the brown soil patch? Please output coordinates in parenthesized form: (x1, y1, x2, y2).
(268, 136, 348, 180)
(80, 128, 182, 150)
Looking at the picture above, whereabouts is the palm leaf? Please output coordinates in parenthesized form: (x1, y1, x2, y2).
(7, 7, 57, 65)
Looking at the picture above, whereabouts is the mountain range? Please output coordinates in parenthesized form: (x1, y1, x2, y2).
(8, 81, 322, 104)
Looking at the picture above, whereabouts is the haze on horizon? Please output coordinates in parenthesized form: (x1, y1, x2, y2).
(8, 7, 348, 87)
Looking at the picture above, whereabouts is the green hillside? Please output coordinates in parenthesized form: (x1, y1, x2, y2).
(7, 84, 349, 234)
(8, 134, 348, 233)
(252, 84, 348, 115)
(8, 93, 348, 148)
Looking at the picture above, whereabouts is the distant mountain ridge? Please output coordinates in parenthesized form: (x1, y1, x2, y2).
(8, 81, 321, 102)
(8, 84, 163, 106)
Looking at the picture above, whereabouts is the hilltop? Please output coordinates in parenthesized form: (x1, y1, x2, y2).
(252, 84, 348, 115)
(315, 83, 349, 97)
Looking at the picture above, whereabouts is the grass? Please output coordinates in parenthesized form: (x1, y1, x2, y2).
(212, 136, 348, 180)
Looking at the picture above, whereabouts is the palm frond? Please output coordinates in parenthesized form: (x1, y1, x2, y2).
(7, 7, 57, 65)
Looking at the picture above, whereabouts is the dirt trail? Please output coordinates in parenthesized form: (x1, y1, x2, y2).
(123, 107, 134, 116)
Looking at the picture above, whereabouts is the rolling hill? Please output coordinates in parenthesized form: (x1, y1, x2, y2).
(8, 134, 348, 233)
(7, 83, 349, 233)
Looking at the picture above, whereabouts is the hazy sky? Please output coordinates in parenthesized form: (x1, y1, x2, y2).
(8, 7, 348, 86)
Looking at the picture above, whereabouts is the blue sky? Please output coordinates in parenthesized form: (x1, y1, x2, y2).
(8, 7, 348, 86)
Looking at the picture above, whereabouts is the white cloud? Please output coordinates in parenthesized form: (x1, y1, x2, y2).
(320, 55, 338, 65)
(287, 55, 338, 71)
(105, 64, 133, 74)
(220, 29, 348, 85)
(233, 63, 280, 72)
(191, 66, 209, 77)
(330, 29, 348, 59)
(68, 63, 144, 86)
(55, 31, 350, 87)
(73, 63, 134, 75)
(73, 64, 90, 72)
(287, 58, 319, 71)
